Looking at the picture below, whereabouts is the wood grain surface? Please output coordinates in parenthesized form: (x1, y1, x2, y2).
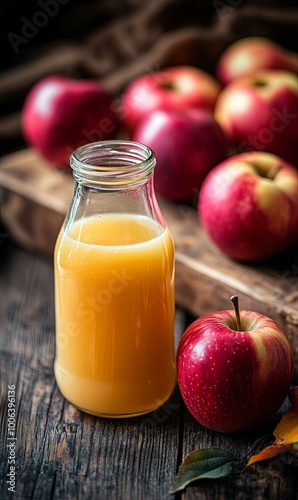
(0, 148, 297, 377)
(1, 243, 297, 499)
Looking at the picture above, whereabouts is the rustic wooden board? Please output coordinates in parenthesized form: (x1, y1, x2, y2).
(0, 244, 183, 499)
(181, 403, 297, 500)
(1, 243, 297, 499)
(0, 148, 297, 378)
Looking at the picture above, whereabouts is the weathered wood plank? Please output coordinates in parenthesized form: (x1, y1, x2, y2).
(159, 198, 298, 380)
(180, 406, 298, 500)
(0, 148, 297, 377)
(0, 244, 182, 500)
(1, 242, 297, 499)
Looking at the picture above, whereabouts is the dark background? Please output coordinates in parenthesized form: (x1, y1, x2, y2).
(2, 0, 298, 69)
(0, 0, 297, 157)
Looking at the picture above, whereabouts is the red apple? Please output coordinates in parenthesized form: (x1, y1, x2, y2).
(216, 37, 298, 86)
(214, 70, 298, 167)
(122, 66, 221, 135)
(176, 295, 293, 433)
(198, 152, 298, 262)
(22, 75, 119, 167)
(133, 108, 227, 201)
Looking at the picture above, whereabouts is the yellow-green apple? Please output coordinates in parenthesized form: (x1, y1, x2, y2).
(133, 108, 227, 201)
(22, 75, 119, 167)
(198, 151, 298, 262)
(214, 70, 298, 167)
(176, 295, 293, 433)
(216, 37, 298, 86)
(122, 66, 221, 135)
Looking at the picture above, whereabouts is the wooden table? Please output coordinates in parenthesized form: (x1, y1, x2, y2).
(1, 240, 297, 499)
(1, 149, 298, 379)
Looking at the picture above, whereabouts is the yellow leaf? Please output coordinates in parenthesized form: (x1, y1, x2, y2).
(274, 386, 298, 445)
(246, 445, 289, 466)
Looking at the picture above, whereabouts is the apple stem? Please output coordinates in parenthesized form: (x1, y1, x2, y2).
(231, 295, 242, 331)
(267, 164, 282, 180)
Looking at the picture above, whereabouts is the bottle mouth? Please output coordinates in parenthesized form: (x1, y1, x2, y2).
(70, 140, 156, 187)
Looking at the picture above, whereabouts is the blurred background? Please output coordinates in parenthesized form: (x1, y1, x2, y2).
(0, 0, 297, 158)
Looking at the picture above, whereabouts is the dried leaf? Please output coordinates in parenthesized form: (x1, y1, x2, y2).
(170, 448, 237, 494)
(274, 386, 298, 445)
(290, 387, 298, 406)
(246, 443, 295, 467)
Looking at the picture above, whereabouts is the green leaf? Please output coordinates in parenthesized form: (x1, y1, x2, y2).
(170, 448, 237, 494)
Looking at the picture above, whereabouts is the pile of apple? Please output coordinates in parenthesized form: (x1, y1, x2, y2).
(22, 36, 298, 263)
(22, 76, 120, 168)
(21, 37, 297, 433)
(121, 37, 298, 263)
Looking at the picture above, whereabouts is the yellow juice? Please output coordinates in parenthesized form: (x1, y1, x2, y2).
(54, 214, 176, 417)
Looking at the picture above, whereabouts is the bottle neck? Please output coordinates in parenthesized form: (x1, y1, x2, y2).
(70, 140, 155, 190)
(67, 141, 166, 229)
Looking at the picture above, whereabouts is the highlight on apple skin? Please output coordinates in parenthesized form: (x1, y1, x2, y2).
(122, 65, 221, 135)
(22, 75, 119, 167)
(214, 70, 298, 168)
(133, 107, 227, 201)
(216, 36, 298, 86)
(198, 151, 298, 262)
(176, 298, 294, 433)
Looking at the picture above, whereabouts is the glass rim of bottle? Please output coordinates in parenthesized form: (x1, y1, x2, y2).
(70, 140, 156, 187)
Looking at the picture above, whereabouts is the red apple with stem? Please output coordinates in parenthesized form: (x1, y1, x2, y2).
(216, 37, 298, 86)
(214, 70, 298, 167)
(122, 66, 221, 135)
(176, 295, 293, 433)
(22, 75, 119, 167)
(198, 151, 298, 262)
(133, 108, 227, 201)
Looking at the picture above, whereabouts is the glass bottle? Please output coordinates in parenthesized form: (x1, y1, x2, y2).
(54, 140, 176, 417)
